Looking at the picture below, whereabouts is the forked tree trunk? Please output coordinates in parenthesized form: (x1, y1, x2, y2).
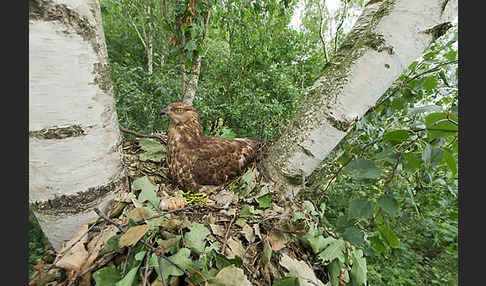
(262, 0, 458, 198)
(29, 0, 126, 250)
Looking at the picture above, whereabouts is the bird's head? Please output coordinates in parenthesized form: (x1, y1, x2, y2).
(160, 102, 199, 125)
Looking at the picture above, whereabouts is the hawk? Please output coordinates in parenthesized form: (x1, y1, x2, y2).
(161, 102, 261, 193)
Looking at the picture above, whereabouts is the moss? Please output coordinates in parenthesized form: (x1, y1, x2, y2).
(30, 176, 127, 216)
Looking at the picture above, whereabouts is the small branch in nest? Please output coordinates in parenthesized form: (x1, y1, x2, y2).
(220, 209, 238, 254)
(157, 255, 168, 286)
(142, 251, 152, 286)
(93, 208, 192, 279)
(120, 126, 167, 145)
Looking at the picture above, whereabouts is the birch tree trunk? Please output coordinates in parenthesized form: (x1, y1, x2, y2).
(263, 0, 458, 199)
(29, 0, 126, 251)
(182, 49, 202, 104)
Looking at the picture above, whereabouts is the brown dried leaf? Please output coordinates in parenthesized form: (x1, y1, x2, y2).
(242, 223, 255, 243)
(56, 224, 89, 271)
(118, 225, 149, 248)
(126, 207, 152, 222)
(209, 224, 226, 237)
(268, 231, 287, 251)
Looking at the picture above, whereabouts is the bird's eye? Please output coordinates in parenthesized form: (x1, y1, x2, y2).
(177, 108, 184, 113)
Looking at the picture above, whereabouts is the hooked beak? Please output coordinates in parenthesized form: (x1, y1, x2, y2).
(160, 108, 168, 115)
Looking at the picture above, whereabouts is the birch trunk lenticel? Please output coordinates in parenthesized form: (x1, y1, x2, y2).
(29, 0, 126, 250)
(263, 0, 458, 198)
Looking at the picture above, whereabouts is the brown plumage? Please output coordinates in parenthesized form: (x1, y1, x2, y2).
(161, 102, 260, 192)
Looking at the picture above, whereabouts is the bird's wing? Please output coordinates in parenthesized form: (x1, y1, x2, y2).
(192, 136, 259, 186)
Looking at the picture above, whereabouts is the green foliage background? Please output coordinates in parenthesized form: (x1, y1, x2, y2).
(29, 0, 458, 285)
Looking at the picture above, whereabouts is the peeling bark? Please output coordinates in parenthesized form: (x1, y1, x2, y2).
(262, 0, 457, 199)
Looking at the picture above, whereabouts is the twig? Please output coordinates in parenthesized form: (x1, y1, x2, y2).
(120, 126, 167, 144)
(220, 210, 237, 254)
(334, 0, 348, 54)
(142, 251, 152, 286)
(122, 246, 132, 276)
(157, 255, 168, 286)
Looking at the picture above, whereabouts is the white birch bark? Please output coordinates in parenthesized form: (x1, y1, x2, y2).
(263, 0, 458, 198)
(29, 0, 125, 250)
(182, 49, 202, 105)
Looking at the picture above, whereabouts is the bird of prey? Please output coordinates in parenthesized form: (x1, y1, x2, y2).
(161, 102, 261, 193)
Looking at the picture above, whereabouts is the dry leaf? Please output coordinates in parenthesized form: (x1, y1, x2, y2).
(159, 197, 187, 211)
(242, 224, 255, 243)
(56, 224, 89, 271)
(268, 231, 287, 251)
(209, 224, 226, 237)
(118, 225, 150, 248)
(87, 225, 119, 259)
(126, 207, 152, 222)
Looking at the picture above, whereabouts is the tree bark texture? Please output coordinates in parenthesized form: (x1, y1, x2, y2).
(29, 0, 126, 250)
(262, 0, 458, 198)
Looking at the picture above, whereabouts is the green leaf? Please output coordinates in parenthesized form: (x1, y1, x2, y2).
(219, 127, 237, 138)
(350, 249, 367, 286)
(377, 195, 399, 217)
(239, 204, 262, 218)
(370, 236, 386, 254)
(272, 277, 300, 286)
(215, 251, 242, 267)
(422, 143, 432, 164)
(106, 234, 122, 252)
(383, 130, 410, 145)
(305, 236, 334, 255)
(211, 264, 252, 286)
(214, 252, 243, 269)
(317, 239, 346, 264)
(261, 239, 272, 265)
(348, 199, 373, 219)
(134, 251, 147, 261)
(93, 267, 122, 286)
(346, 159, 382, 180)
(184, 223, 211, 255)
(185, 40, 197, 52)
(402, 152, 422, 171)
(115, 263, 140, 286)
(132, 176, 159, 207)
(377, 225, 400, 248)
(329, 259, 347, 286)
(343, 227, 365, 245)
(139, 138, 166, 162)
(443, 150, 457, 177)
(408, 105, 442, 115)
(424, 112, 458, 139)
(256, 194, 273, 209)
(422, 76, 438, 91)
(150, 248, 193, 280)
